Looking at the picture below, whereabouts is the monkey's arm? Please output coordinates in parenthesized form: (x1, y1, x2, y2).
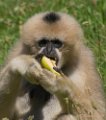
(0, 55, 42, 119)
(0, 65, 21, 118)
(39, 70, 105, 120)
(55, 76, 102, 120)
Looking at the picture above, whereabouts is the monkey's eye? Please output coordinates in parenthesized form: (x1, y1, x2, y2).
(52, 39, 63, 48)
(38, 39, 49, 47)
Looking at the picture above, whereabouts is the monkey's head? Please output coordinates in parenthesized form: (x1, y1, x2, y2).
(21, 12, 84, 74)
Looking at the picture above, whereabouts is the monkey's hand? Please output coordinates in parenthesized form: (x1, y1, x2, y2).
(10, 55, 43, 84)
(37, 69, 93, 115)
(0, 55, 44, 117)
(37, 69, 73, 111)
(39, 70, 104, 120)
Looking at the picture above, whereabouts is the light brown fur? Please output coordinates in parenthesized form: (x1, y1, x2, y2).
(0, 12, 105, 120)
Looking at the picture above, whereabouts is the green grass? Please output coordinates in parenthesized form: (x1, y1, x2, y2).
(0, 0, 106, 90)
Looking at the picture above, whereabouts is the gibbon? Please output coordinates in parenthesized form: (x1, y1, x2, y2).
(0, 12, 105, 120)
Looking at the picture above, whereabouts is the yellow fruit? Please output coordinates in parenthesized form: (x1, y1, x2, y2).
(41, 56, 60, 76)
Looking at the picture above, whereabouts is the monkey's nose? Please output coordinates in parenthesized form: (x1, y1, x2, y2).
(46, 42, 53, 54)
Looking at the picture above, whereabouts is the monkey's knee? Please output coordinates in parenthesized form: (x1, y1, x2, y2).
(56, 114, 76, 120)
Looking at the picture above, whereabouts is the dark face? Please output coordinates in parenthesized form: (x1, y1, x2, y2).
(36, 38, 63, 65)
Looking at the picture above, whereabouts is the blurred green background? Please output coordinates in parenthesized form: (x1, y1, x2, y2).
(0, 0, 106, 91)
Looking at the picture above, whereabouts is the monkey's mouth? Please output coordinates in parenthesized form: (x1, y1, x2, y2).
(48, 56, 58, 64)
(36, 54, 59, 65)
